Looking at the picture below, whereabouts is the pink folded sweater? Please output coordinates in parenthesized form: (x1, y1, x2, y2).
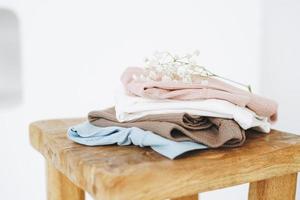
(121, 67, 278, 121)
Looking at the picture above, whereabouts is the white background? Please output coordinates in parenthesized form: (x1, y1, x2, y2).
(0, 0, 299, 199)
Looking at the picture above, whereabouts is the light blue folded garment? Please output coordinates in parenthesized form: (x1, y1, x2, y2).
(67, 122, 208, 159)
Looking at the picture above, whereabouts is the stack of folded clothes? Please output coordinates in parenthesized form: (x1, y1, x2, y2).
(68, 52, 278, 159)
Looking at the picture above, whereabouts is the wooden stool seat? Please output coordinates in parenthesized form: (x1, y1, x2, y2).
(29, 119, 300, 200)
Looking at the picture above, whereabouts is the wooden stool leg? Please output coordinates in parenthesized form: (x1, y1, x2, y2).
(47, 161, 85, 200)
(172, 194, 198, 200)
(248, 173, 297, 200)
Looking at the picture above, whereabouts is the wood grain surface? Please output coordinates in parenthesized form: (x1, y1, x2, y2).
(47, 161, 85, 200)
(248, 173, 297, 200)
(172, 194, 199, 200)
(29, 119, 300, 200)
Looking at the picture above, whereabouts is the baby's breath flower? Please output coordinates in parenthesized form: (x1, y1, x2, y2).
(193, 50, 200, 56)
(139, 50, 251, 92)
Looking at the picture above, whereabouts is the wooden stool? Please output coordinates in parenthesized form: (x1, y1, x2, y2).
(29, 119, 300, 200)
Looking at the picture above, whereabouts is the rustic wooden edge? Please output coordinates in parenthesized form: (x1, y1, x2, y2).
(47, 161, 85, 200)
(171, 194, 199, 200)
(248, 173, 297, 200)
(29, 119, 300, 200)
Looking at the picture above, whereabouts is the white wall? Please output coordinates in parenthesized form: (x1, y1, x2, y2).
(0, 8, 21, 107)
(19, 0, 262, 119)
(1, 0, 263, 199)
(261, 0, 300, 133)
(260, 0, 300, 199)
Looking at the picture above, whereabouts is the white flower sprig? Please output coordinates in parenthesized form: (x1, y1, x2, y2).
(140, 50, 252, 92)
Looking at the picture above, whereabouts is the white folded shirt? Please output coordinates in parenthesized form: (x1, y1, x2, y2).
(115, 90, 271, 133)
